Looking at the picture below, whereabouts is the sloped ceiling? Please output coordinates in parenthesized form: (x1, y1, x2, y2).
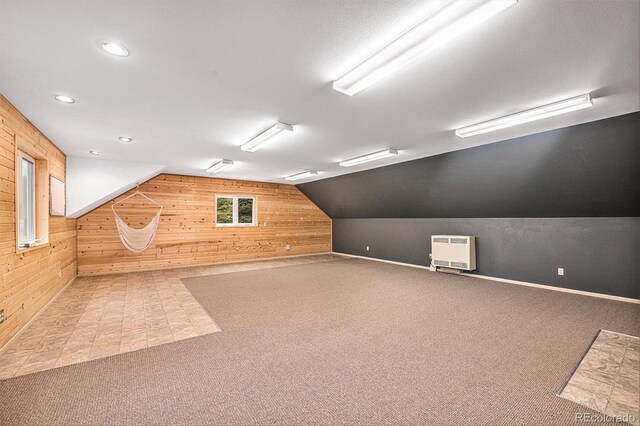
(297, 113, 640, 219)
(66, 157, 164, 218)
(0, 0, 638, 184)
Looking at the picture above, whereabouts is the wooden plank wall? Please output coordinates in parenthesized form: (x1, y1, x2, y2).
(0, 95, 77, 349)
(77, 174, 332, 275)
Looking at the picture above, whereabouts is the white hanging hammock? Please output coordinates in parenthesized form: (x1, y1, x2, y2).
(111, 189, 162, 253)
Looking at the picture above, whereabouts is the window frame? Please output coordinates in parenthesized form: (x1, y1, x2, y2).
(16, 150, 37, 248)
(15, 146, 49, 253)
(215, 195, 257, 227)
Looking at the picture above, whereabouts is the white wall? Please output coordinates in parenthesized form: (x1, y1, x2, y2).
(66, 156, 165, 218)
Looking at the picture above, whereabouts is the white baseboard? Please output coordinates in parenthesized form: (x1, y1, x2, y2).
(333, 252, 639, 305)
(334, 252, 431, 270)
(0, 275, 77, 355)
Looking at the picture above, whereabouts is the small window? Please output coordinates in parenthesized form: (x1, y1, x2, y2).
(216, 196, 256, 227)
(216, 197, 234, 225)
(17, 151, 36, 247)
(238, 198, 254, 224)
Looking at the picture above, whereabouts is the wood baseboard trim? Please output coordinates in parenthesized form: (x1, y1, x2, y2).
(77, 252, 335, 277)
(0, 275, 77, 355)
(333, 252, 639, 305)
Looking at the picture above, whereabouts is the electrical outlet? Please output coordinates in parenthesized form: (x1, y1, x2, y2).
(58, 269, 62, 277)
(366, 246, 370, 251)
(558, 268, 564, 276)
(0, 309, 4, 325)
(286, 244, 291, 251)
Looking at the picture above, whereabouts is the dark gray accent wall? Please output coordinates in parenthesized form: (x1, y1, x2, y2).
(298, 113, 640, 299)
(298, 113, 639, 218)
(333, 218, 639, 299)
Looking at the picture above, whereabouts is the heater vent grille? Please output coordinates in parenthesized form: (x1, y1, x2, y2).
(431, 235, 476, 271)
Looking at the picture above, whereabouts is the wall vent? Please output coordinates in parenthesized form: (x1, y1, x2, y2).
(450, 238, 467, 244)
(431, 235, 476, 271)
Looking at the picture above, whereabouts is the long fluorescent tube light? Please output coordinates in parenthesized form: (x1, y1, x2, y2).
(241, 122, 293, 152)
(455, 94, 594, 138)
(339, 149, 398, 167)
(285, 170, 318, 181)
(206, 159, 234, 174)
(333, 0, 517, 96)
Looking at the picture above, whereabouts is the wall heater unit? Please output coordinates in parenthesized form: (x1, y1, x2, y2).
(431, 235, 476, 271)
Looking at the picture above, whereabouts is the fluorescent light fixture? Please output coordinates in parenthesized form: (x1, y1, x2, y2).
(333, 0, 517, 96)
(455, 94, 594, 138)
(98, 41, 129, 57)
(285, 170, 318, 181)
(118, 136, 133, 143)
(54, 95, 75, 103)
(339, 148, 398, 167)
(206, 159, 234, 174)
(241, 122, 293, 152)
(89, 150, 102, 156)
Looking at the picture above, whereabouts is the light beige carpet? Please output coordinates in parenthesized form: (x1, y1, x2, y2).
(0, 258, 638, 425)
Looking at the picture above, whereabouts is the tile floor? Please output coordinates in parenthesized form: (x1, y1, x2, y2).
(0, 253, 342, 380)
(559, 329, 640, 425)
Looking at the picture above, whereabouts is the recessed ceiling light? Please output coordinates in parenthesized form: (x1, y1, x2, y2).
(98, 40, 129, 57)
(206, 159, 234, 174)
(455, 94, 594, 138)
(118, 136, 133, 143)
(333, 0, 517, 96)
(54, 95, 75, 103)
(285, 170, 319, 181)
(241, 122, 293, 152)
(339, 149, 398, 167)
(89, 150, 102, 156)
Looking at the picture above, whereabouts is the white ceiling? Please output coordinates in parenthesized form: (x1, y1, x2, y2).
(0, 0, 638, 184)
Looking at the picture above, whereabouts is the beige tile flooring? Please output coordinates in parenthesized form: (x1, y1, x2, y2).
(0, 253, 342, 380)
(559, 329, 640, 425)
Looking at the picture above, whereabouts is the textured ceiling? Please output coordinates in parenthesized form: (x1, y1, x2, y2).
(0, 0, 638, 183)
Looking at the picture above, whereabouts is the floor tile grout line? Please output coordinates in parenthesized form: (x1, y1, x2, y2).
(0, 255, 341, 380)
(558, 329, 639, 422)
(556, 329, 602, 397)
(14, 282, 99, 378)
(603, 345, 627, 412)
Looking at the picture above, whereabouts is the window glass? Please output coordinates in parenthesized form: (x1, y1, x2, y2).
(238, 198, 254, 224)
(216, 197, 233, 224)
(19, 155, 35, 245)
(216, 196, 256, 226)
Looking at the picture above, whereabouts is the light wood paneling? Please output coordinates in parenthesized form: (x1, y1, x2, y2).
(77, 174, 332, 275)
(0, 95, 77, 349)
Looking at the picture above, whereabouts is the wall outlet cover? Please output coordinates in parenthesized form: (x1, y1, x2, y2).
(558, 268, 565, 276)
(366, 246, 370, 251)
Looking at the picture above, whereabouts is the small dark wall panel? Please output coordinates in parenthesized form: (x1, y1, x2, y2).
(298, 113, 640, 218)
(333, 218, 639, 299)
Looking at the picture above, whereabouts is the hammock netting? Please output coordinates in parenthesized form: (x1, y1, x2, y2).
(113, 208, 161, 253)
